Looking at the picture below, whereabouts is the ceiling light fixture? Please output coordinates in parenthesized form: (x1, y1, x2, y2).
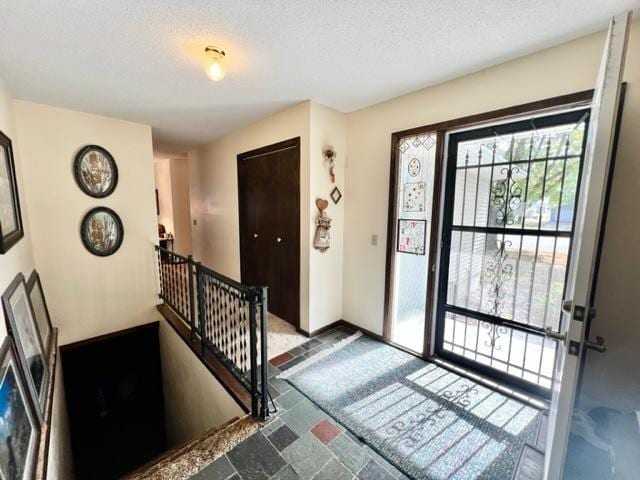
(204, 46, 226, 81)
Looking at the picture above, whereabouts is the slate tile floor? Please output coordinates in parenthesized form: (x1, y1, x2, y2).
(191, 326, 407, 480)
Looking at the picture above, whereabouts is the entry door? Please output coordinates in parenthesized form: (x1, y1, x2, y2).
(436, 108, 591, 397)
(545, 12, 630, 480)
(238, 138, 300, 327)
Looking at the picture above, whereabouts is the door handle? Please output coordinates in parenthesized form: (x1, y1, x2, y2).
(585, 336, 606, 353)
(276, 237, 282, 243)
(544, 327, 567, 344)
(254, 233, 259, 238)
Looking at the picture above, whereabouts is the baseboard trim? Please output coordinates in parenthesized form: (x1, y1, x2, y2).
(300, 319, 386, 342)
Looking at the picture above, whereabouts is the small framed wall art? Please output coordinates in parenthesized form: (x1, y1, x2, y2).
(27, 270, 54, 357)
(74, 145, 118, 198)
(397, 219, 427, 255)
(0, 130, 24, 254)
(80, 207, 124, 256)
(0, 336, 41, 480)
(2, 273, 49, 421)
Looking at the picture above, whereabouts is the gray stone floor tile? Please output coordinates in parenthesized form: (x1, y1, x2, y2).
(278, 355, 307, 371)
(328, 434, 371, 474)
(281, 432, 333, 480)
(288, 346, 307, 357)
(276, 388, 305, 410)
(268, 425, 300, 452)
(357, 459, 395, 480)
(226, 432, 286, 479)
(191, 455, 236, 479)
(361, 447, 400, 477)
(269, 377, 292, 395)
(312, 458, 352, 480)
(261, 417, 284, 436)
(272, 465, 300, 480)
(268, 363, 281, 378)
(300, 339, 322, 351)
(279, 399, 327, 436)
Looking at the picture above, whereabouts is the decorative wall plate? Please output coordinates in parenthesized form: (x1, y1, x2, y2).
(74, 145, 118, 198)
(80, 207, 124, 256)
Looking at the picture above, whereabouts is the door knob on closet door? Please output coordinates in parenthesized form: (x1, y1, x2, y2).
(254, 233, 259, 238)
(277, 237, 282, 243)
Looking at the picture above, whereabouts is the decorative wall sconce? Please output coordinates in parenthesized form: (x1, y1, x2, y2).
(313, 198, 331, 252)
(322, 146, 336, 183)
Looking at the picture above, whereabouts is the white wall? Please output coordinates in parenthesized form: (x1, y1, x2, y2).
(308, 103, 346, 332)
(158, 320, 244, 447)
(189, 102, 312, 330)
(13, 101, 159, 346)
(342, 23, 640, 412)
(0, 81, 73, 480)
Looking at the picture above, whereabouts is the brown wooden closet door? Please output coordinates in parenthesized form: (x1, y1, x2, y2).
(238, 138, 300, 328)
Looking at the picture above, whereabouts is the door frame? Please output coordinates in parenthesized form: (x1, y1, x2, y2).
(237, 137, 301, 328)
(384, 90, 594, 360)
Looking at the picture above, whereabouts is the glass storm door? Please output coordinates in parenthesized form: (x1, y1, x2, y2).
(387, 132, 440, 353)
(436, 109, 589, 396)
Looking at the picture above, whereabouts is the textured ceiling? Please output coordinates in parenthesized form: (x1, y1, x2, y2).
(0, 1, 637, 152)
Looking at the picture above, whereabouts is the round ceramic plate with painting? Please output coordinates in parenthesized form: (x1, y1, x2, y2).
(73, 145, 118, 198)
(80, 207, 124, 256)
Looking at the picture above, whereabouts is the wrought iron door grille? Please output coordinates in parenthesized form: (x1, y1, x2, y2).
(436, 109, 589, 395)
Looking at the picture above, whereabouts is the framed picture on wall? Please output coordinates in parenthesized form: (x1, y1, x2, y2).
(2, 273, 49, 421)
(73, 144, 118, 198)
(0, 336, 41, 480)
(397, 219, 427, 255)
(0, 130, 24, 254)
(27, 271, 54, 357)
(80, 207, 124, 257)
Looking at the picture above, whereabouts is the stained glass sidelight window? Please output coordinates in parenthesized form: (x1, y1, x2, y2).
(437, 109, 589, 393)
(390, 132, 438, 353)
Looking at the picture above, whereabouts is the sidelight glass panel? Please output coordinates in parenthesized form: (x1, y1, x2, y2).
(391, 132, 438, 353)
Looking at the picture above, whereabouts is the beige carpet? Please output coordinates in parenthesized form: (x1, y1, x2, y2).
(265, 313, 307, 360)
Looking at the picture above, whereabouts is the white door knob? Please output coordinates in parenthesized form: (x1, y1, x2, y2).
(254, 233, 259, 238)
(277, 237, 282, 243)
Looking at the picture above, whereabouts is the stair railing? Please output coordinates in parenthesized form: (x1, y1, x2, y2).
(155, 245, 269, 420)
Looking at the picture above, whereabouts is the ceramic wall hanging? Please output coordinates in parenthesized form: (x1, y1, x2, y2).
(313, 198, 331, 252)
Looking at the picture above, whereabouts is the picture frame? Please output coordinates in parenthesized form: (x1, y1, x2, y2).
(73, 144, 118, 198)
(80, 206, 124, 257)
(2, 273, 49, 422)
(26, 270, 54, 358)
(0, 336, 41, 480)
(397, 219, 427, 255)
(0, 130, 24, 254)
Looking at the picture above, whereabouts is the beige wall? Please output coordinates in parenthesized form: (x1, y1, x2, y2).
(13, 101, 159, 346)
(0, 81, 73, 480)
(158, 320, 244, 447)
(169, 158, 193, 256)
(189, 102, 312, 330)
(343, 23, 640, 412)
(308, 103, 346, 332)
(154, 158, 175, 236)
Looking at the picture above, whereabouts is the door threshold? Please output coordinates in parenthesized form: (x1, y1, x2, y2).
(431, 356, 549, 411)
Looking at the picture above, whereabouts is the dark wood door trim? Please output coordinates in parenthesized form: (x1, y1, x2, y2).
(384, 89, 594, 359)
(237, 137, 301, 328)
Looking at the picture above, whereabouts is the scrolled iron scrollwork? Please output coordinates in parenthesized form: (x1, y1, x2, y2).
(484, 239, 513, 318)
(492, 166, 523, 226)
